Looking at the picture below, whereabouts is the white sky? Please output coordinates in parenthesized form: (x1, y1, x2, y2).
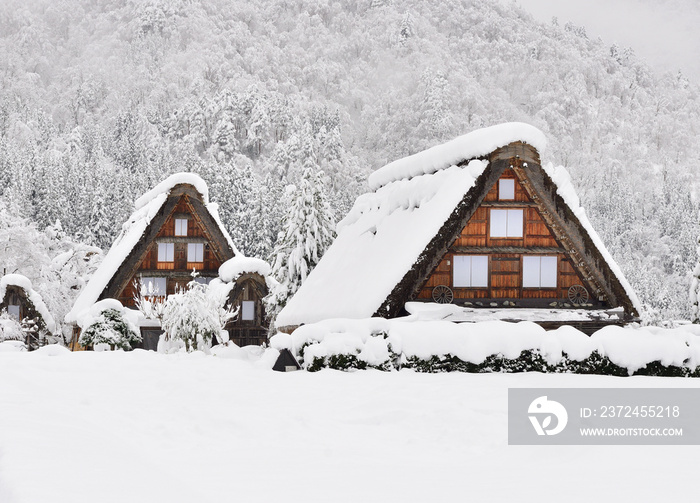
(513, 0, 700, 82)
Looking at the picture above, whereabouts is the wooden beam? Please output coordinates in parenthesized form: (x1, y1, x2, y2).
(450, 246, 565, 254)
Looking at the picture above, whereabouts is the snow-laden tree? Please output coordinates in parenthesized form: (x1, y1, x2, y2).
(160, 277, 236, 352)
(267, 167, 336, 320)
(691, 226, 700, 324)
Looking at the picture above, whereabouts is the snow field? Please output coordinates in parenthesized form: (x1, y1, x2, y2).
(0, 349, 698, 503)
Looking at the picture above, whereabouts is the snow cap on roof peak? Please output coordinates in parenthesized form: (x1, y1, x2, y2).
(134, 172, 209, 211)
(368, 122, 547, 190)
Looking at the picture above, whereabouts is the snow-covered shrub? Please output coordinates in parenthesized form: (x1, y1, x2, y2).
(160, 278, 235, 352)
(272, 319, 700, 377)
(80, 308, 141, 350)
(0, 311, 23, 342)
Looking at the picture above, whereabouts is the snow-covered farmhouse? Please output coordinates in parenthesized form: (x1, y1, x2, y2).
(0, 274, 57, 348)
(66, 173, 270, 350)
(276, 123, 640, 334)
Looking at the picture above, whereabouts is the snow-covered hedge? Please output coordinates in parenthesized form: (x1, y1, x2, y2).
(270, 319, 700, 377)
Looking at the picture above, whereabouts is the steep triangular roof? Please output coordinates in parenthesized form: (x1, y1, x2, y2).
(66, 173, 237, 324)
(276, 123, 640, 329)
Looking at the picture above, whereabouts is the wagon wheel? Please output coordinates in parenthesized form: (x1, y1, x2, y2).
(432, 285, 454, 304)
(568, 285, 589, 306)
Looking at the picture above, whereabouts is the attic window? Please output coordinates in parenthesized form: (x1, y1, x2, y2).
(490, 209, 523, 238)
(175, 219, 188, 236)
(158, 243, 174, 262)
(7, 304, 20, 320)
(499, 179, 515, 200)
(141, 277, 166, 296)
(522, 256, 558, 288)
(453, 255, 488, 288)
(188, 243, 204, 263)
(241, 300, 255, 320)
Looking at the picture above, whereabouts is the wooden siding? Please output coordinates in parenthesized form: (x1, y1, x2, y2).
(416, 169, 595, 307)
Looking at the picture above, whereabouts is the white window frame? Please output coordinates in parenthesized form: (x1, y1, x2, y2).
(158, 242, 174, 262)
(175, 218, 188, 236)
(522, 256, 558, 288)
(187, 243, 204, 263)
(140, 277, 167, 296)
(453, 255, 489, 288)
(490, 209, 523, 238)
(241, 300, 255, 321)
(499, 178, 515, 200)
(7, 304, 20, 320)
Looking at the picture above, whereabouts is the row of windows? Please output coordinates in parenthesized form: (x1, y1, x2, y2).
(452, 255, 558, 288)
(157, 243, 204, 263)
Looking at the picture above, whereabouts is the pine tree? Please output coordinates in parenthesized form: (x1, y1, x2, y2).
(267, 166, 336, 321)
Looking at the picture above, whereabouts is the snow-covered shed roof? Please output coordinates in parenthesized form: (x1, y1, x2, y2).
(275, 122, 640, 329)
(1, 274, 57, 333)
(66, 173, 238, 325)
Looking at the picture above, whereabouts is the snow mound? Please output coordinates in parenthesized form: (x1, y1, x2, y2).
(219, 256, 271, 283)
(368, 122, 546, 190)
(0, 340, 27, 352)
(32, 344, 71, 356)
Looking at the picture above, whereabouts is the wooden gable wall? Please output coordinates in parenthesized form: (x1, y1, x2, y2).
(116, 193, 228, 307)
(416, 165, 601, 308)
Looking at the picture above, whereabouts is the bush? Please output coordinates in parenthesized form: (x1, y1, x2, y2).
(301, 347, 700, 377)
(80, 308, 141, 350)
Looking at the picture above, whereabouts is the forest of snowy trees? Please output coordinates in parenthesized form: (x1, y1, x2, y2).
(1, 0, 699, 328)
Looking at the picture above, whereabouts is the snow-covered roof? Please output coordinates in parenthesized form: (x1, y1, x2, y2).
(219, 256, 271, 283)
(276, 123, 639, 328)
(368, 122, 547, 190)
(66, 173, 238, 325)
(1, 274, 57, 333)
(276, 159, 488, 327)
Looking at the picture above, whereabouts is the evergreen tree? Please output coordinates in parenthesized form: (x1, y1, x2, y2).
(267, 167, 336, 321)
(690, 225, 700, 324)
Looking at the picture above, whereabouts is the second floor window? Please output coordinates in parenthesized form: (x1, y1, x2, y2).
(490, 209, 523, 238)
(188, 243, 204, 263)
(158, 243, 174, 262)
(7, 304, 20, 320)
(175, 219, 188, 236)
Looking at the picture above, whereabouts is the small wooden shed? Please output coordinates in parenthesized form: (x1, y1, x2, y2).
(217, 256, 274, 347)
(0, 274, 57, 348)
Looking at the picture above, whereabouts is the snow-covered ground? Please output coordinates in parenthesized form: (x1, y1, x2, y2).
(1, 348, 698, 503)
